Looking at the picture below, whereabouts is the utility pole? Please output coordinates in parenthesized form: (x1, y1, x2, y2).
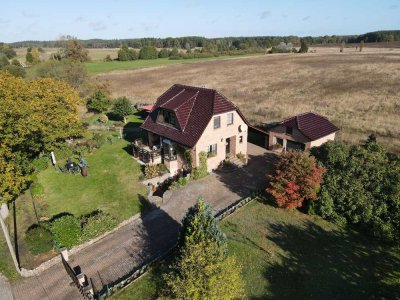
(0, 201, 21, 274)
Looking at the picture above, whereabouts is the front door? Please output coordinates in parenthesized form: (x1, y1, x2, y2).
(225, 138, 230, 158)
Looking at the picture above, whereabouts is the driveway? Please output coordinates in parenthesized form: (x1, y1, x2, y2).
(11, 143, 275, 300)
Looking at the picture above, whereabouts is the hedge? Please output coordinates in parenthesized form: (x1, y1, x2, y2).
(50, 214, 81, 248)
(25, 225, 54, 255)
(81, 212, 118, 242)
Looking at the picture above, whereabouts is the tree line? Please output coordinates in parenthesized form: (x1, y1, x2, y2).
(8, 30, 400, 49)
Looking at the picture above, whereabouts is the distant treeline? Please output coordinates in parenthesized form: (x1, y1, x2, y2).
(8, 30, 400, 49)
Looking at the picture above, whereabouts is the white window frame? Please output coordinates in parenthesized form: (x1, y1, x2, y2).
(207, 144, 217, 155)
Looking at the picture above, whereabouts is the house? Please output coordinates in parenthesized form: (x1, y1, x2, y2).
(268, 112, 339, 151)
(137, 84, 249, 174)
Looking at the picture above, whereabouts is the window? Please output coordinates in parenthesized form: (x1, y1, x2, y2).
(207, 144, 217, 157)
(227, 113, 234, 125)
(239, 136, 243, 143)
(213, 116, 221, 129)
(286, 126, 293, 135)
(158, 109, 178, 128)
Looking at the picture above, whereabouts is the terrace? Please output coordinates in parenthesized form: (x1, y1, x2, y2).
(132, 137, 178, 168)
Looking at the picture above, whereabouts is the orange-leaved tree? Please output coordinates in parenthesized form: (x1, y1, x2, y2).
(267, 150, 325, 209)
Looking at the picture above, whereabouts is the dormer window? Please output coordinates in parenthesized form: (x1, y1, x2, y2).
(157, 109, 178, 128)
(286, 126, 293, 135)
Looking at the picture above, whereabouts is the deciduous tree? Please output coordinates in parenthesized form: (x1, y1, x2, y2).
(311, 138, 400, 242)
(267, 150, 325, 209)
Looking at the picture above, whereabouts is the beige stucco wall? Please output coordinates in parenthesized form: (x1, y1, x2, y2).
(308, 132, 337, 148)
(194, 110, 248, 172)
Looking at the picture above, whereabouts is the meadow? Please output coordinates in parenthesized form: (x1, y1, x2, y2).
(96, 48, 400, 151)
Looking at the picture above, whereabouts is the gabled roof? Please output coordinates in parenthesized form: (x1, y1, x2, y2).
(279, 112, 339, 141)
(141, 84, 246, 147)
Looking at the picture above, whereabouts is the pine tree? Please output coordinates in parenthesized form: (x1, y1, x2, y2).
(298, 39, 309, 53)
(164, 199, 244, 300)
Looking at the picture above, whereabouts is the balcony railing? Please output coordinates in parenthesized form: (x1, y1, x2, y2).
(133, 139, 161, 163)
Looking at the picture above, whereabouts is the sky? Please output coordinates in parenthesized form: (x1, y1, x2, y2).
(1, 0, 399, 42)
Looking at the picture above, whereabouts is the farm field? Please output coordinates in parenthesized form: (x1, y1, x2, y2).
(84, 54, 262, 74)
(96, 48, 400, 151)
(112, 200, 400, 299)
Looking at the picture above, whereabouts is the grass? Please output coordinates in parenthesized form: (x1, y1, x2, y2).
(37, 138, 146, 221)
(85, 54, 262, 75)
(97, 48, 400, 152)
(111, 200, 400, 299)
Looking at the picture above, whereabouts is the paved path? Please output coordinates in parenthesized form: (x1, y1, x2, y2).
(11, 143, 274, 300)
(0, 274, 13, 300)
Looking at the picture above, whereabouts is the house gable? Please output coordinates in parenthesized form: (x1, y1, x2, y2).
(141, 84, 248, 148)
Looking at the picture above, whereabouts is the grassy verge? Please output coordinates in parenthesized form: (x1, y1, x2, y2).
(111, 200, 400, 299)
(85, 54, 262, 75)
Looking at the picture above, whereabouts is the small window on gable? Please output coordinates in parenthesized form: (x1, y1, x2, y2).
(239, 136, 243, 143)
(286, 126, 293, 135)
(227, 113, 234, 125)
(214, 116, 221, 129)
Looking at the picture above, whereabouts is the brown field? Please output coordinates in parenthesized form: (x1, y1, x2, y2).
(96, 48, 400, 151)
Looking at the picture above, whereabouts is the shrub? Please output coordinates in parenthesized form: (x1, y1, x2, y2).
(87, 90, 111, 113)
(144, 164, 159, 179)
(192, 151, 208, 180)
(25, 225, 54, 255)
(30, 156, 49, 173)
(139, 46, 158, 60)
(158, 48, 170, 58)
(112, 97, 133, 122)
(98, 114, 109, 123)
(104, 55, 112, 62)
(81, 211, 118, 241)
(2, 65, 26, 78)
(267, 151, 325, 209)
(50, 214, 81, 248)
(35, 59, 88, 90)
(92, 132, 106, 148)
(236, 152, 246, 161)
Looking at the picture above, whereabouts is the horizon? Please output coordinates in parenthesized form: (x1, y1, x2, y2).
(1, 0, 400, 43)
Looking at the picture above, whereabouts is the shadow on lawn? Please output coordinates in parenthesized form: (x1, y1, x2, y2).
(253, 220, 400, 300)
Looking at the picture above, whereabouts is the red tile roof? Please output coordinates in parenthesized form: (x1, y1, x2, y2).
(140, 105, 153, 112)
(141, 84, 246, 147)
(279, 112, 339, 141)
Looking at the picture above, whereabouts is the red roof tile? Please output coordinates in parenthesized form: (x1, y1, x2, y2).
(141, 84, 246, 147)
(280, 112, 339, 141)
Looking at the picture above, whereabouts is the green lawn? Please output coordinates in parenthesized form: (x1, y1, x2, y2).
(112, 200, 400, 299)
(84, 54, 263, 75)
(37, 138, 146, 221)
